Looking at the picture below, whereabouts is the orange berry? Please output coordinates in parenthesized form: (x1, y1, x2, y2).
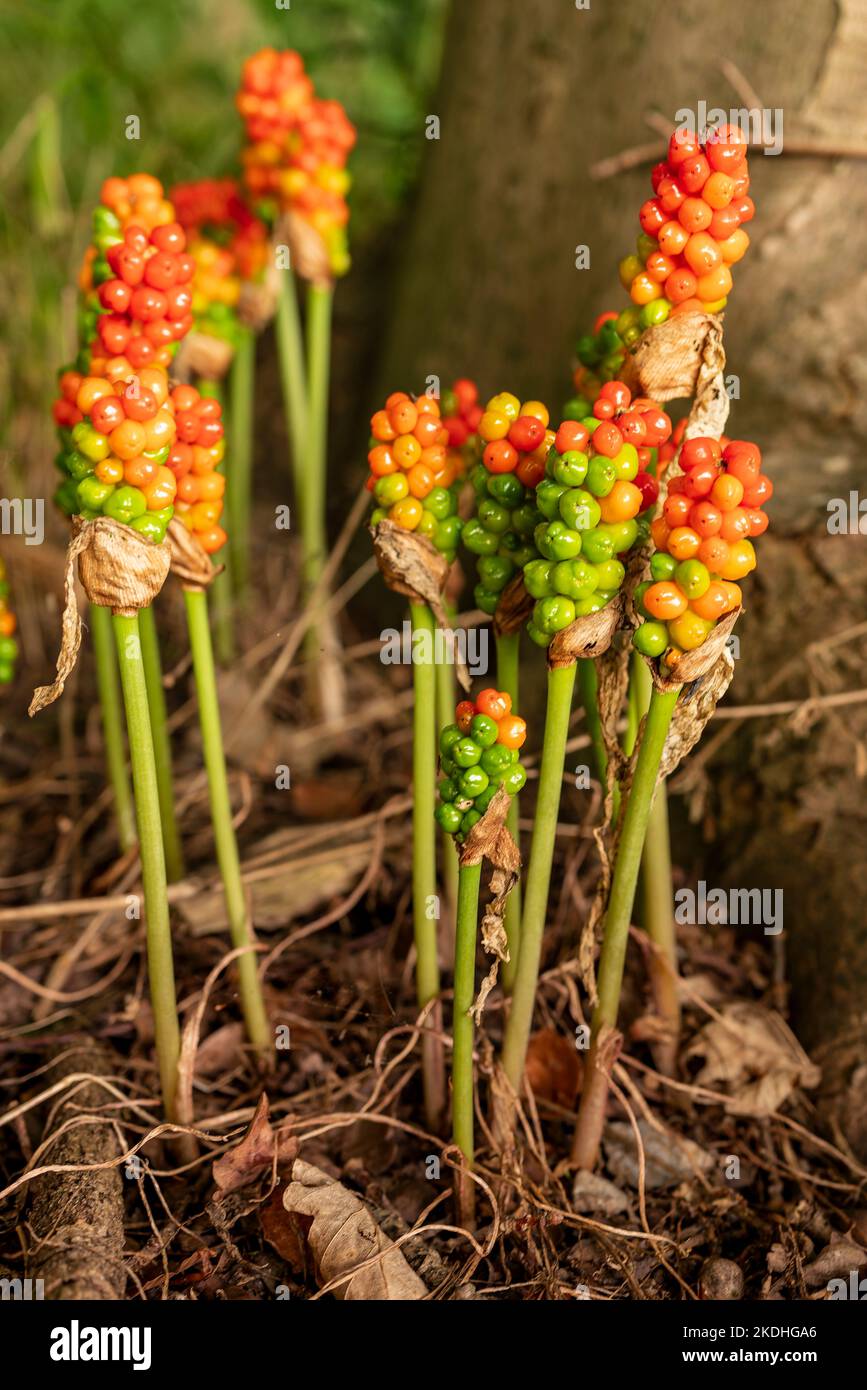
(95, 457, 124, 485)
(477, 689, 511, 720)
(717, 538, 756, 580)
(483, 439, 519, 474)
(109, 419, 147, 460)
(389, 400, 418, 434)
(696, 264, 733, 302)
(368, 444, 397, 477)
(419, 444, 446, 473)
(371, 409, 396, 442)
(644, 582, 688, 621)
(199, 526, 228, 555)
(390, 496, 423, 530)
(393, 433, 422, 468)
(406, 462, 435, 498)
(718, 228, 750, 264)
(197, 472, 226, 501)
(697, 536, 730, 571)
(689, 582, 731, 622)
(497, 714, 527, 750)
(630, 272, 663, 305)
(667, 526, 702, 560)
(77, 376, 114, 413)
(124, 457, 158, 488)
(599, 480, 642, 523)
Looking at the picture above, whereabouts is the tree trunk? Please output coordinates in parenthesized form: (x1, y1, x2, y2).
(383, 0, 867, 1153)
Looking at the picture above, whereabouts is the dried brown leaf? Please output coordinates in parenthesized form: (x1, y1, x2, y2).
(282, 1159, 427, 1300)
(687, 1003, 821, 1117)
(525, 1029, 583, 1107)
(212, 1094, 298, 1194)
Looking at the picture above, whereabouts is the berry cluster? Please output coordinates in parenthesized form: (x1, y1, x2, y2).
(634, 436, 771, 659)
(79, 209, 195, 373)
(237, 48, 356, 277)
(171, 179, 268, 344)
(524, 383, 672, 647)
(568, 312, 628, 417)
(620, 125, 755, 327)
(166, 384, 228, 554)
(367, 393, 462, 561)
(436, 690, 528, 840)
(462, 392, 551, 615)
(53, 363, 178, 543)
(441, 378, 483, 450)
(0, 556, 17, 685)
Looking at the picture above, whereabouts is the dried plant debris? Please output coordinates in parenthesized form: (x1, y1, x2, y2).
(281, 1159, 427, 1299)
(686, 1003, 821, 1117)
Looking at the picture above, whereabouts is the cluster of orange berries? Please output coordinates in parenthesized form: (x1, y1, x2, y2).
(366, 393, 462, 561)
(436, 690, 528, 839)
(77, 179, 195, 373)
(634, 436, 771, 660)
(236, 48, 356, 276)
(620, 124, 755, 328)
(166, 385, 228, 554)
(171, 178, 268, 342)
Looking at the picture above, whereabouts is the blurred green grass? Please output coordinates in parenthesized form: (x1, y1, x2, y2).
(0, 0, 447, 454)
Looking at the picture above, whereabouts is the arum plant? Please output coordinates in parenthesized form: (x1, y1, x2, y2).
(500, 391, 673, 1101)
(89, 601, 137, 853)
(366, 389, 464, 1129)
(166, 380, 270, 1055)
(236, 48, 356, 718)
(460, 387, 552, 987)
(436, 690, 527, 1216)
(573, 432, 771, 1168)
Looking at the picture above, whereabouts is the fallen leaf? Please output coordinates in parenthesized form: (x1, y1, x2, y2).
(259, 1180, 308, 1271)
(571, 1170, 630, 1217)
(212, 1094, 298, 1195)
(525, 1029, 583, 1108)
(686, 1003, 820, 1117)
(282, 1158, 427, 1300)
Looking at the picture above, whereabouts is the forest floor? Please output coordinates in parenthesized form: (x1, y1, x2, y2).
(1, 521, 866, 1303)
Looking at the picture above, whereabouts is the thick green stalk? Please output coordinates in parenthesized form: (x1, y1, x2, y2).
(112, 611, 180, 1118)
(184, 589, 270, 1054)
(453, 860, 482, 1173)
(501, 662, 576, 1092)
(138, 604, 184, 883)
(227, 325, 255, 600)
(305, 282, 332, 600)
(495, 629, 522, 991)
(577, 655, 619, 822)
(89, 602, 136, 853)
(631, 656, 680, 1076)
(572, 684, 679, 1169)
(275, 268, 308, 490)
(410, 601, 445, 1130)
(436, 602, 459, 918)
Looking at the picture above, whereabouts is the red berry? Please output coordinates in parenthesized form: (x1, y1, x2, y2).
(634, 470, 659, 511)
(143, 252, 178, 290)
(592, 422, 624, 458)
(680, 437, 722, 470)
(151, 222, 186, 254)
(508, 415, 546, 451)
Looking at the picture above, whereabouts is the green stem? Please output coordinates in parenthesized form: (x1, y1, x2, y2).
(89, 602, 136, 854)
(501, 662, 576, 1093)
(577, 655, 619, 822)
(453, 860, 482, 1170)
(495, 630, 522, 992)
(184, 589, 270, 1054)
(275, 268, 308, 493)
(572, 684, 679, 1169)
(631, 656, 680, 1075)
(410, 601, 445, 1131)
(305, 282, 332, 600)
(436, 602, 459, 919)
(138, 604, 184, 883)
(227, 325, 255, 601)
(112, 611, 180, 1118)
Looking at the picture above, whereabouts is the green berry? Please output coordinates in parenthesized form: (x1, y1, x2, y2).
(534, 595, 576, 634)
(440, 724, 462, 757)
(453, 737, 483, 768)
(536, 480, 567, 520)
(426, 486, 452, 520)
(544, 522, 583, 561)
(477, 555, 514, 591)
(558, 488, 601, 532)
(487, 473, 523, 507)
(523, 558, 554, 599)
(103, 485, 147, 525)
(460, 765, 489, 798)
(478, 498, 511, 534)
(462, 518, 499, 555)
(436, 802, 463, 835)
(650, 551, 678, 581)
(552, 450, 589, 488)
(581, 527, 615, 564)
(585, 456, 617, 498)
(551, 559, 598, 600)
(470, 713, 499, 748)
(593, 559, 625, 592)
(675, 559, 711, 599)
(460, 810, 482, 837)
(633, 621, 669, 658)
(502, 764, 527, 796)
(480, 744, 512, 776)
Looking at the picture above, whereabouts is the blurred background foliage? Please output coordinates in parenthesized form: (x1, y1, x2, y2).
(0, 0, 448, 458)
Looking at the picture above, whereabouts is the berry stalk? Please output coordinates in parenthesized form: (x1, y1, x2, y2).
(453, 858, 481, 1218)
(112, 610, 180, 1118)
(410, 601, 445, 1130)
(495, 629, 522, 991)
(572, 684, 679, 1169)
(305, 280, 345, 719)
(138, 603, 184, 883)
(183, 587, 270, 1053)
(627, 652, 679, 1075)
(197, 378, 234, 665)
(435, 605, 459, 921)
(501, 662, 576, 1093)
(89, 601, 136, 854)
